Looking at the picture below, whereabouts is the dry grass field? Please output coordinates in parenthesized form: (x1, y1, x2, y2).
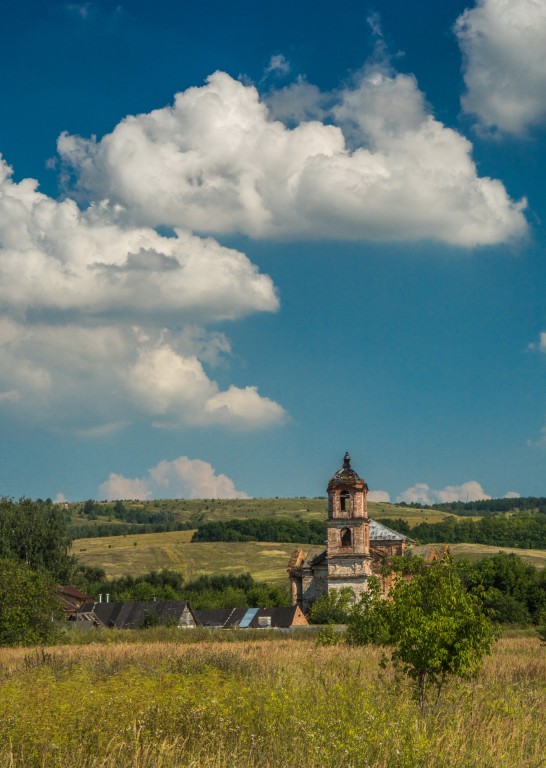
(0, 634, 544, 768)
(72, 529, 546, 581)
(413, 542, 546, 569)
(73, 531, 307, 581)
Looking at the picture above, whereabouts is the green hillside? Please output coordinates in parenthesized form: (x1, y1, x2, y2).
(67, 497, 453, 538)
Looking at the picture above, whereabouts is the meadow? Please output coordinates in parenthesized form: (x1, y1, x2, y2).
(73, 531, 308, 581)
(0, 633, 544, 768)
(72, 529, 546, 581)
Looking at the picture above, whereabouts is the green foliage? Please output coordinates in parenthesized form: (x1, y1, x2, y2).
(375, 517, 412, 535)
(345, 578, 391, 646)
(74, 568, 290, 610)
(408, 511, 546, 548)
(456, 553, 546, 624)
(0, 497, 73, 580)
(386, 565, 495, 711)
(410, 495, 546, 515)
(316, 623, 343, 645)
(192, 517, 327, 544)
(0, 558, 60, 646)
(308, 587, 354, 624)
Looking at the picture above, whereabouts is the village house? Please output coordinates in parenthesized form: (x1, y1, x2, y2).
(74, 600, 308, 631)
(57, 584, 93, 617)
(75, 599, 197, 629)
(288, 453, 410, 613)
(193, 605, 308, 629)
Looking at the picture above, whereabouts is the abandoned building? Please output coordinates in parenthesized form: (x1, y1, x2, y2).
(288, 453, 410, 613)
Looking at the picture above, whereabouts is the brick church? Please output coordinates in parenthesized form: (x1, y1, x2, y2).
(288, 453, 409, 613)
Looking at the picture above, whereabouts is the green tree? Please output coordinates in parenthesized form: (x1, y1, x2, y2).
(345, 578, 391, 646)
(0, 559, 60, 646)
(308, 587, 354, 625)
(0, 497, 73, 581)
(386, 565, 495, 712)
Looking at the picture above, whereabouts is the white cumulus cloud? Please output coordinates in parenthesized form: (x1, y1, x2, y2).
(0, 156, 284, 432)
(455, 0, 546, 135)
(397, 480, 492, 505)
(99, 456, 249, 500)
(58, 68, 526, 247)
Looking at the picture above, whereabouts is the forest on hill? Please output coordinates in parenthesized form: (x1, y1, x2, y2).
(401, 496, 546, 515)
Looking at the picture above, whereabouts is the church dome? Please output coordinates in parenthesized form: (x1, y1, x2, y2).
(327, 452, 368, 491)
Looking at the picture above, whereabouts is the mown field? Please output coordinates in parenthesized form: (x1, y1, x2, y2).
(72, 529, 546, 581)
(0, 633, 544, 768)
(73, 530, 308, 581)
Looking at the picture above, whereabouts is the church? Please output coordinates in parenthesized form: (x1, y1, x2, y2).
(288, 453, 409, 614)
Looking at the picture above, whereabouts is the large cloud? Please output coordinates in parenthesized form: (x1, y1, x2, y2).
(0, 320, 285, 430)
(0, 158, 277, 323)
(58, 69, 526, 247)
(455, 0, 546, 135)
(99, 455, 249, 500)
(0, 157, 284, 431)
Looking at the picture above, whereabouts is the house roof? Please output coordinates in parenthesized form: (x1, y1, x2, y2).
(193, 606, 307, 629)
(78, 600, 194, 629)
(58, 585, 92, 600)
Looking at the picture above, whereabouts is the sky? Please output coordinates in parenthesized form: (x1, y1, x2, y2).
(0, 0, 544, 504)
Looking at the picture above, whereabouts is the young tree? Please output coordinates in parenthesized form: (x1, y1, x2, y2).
(345, 578, 391, 646)
(386, 565, 495, 712)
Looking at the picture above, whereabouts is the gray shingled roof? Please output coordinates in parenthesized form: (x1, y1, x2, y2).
(78, 600, 194, 629)
(369, 519, 410, 542)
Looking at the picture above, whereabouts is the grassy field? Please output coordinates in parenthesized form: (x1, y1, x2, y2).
(69, 498, 453, 527)
(73, 529, 546, 581)
(73, 530, 307, 581)
(414, 542, 546, 569)
(0, 634, 544, 767)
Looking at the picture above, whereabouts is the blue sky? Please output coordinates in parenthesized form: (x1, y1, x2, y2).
(0, 0, 544, 503)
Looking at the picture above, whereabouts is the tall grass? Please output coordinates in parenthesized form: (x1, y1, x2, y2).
(0, 636, 544, 767)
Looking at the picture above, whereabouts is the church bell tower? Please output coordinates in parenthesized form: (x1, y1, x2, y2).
(326, 452, 372, 596)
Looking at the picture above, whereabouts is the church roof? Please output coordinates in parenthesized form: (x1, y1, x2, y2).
(327, 452, 367, 490)
(369, 519, 411, 542)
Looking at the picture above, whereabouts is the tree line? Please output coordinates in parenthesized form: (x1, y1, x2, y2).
(378, 512, 546, 549)
(398, 496, 546, 516)
(192, 513, 546, 550)
(74, 566, 290, 610)
(192, 517, 327, 544)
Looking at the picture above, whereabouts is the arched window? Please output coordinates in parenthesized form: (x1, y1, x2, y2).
(340, 490, 352, 513)
(340, 528, 352, 547)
